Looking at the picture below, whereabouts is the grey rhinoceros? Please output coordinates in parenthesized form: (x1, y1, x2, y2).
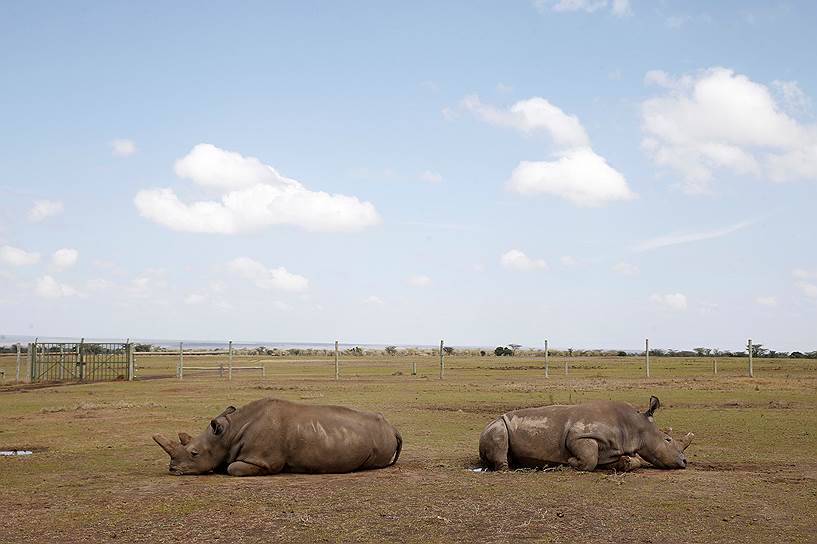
(153, 398, 402, 476)
(479, 396, 693, 471)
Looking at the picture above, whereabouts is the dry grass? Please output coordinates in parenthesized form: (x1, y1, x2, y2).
(1, 354, 816, 543)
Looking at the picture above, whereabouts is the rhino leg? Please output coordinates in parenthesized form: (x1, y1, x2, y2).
(479, 417, 510, 470)
(566, 437, 599, 471)
(605, 455, 647, 472)
(227, 461, 269, 477)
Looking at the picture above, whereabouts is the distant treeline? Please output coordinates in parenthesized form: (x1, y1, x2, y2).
(2, 343, 815, 359)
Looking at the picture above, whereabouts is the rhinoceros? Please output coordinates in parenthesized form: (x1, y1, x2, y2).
(153, 398, 402, 476)
(479, 396, 692, 471)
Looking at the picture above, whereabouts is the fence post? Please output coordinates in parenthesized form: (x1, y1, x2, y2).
(178, 342, 184, 380)
(565, 349, 571, 376)
(15, 343, 21, 383)
(334, 340, 339, 380)
(411, 357, 417, 376)
(713, 357, 717, 376)
(544, 339, 549, 378)
(28, 342, 35, 382)
(439, 340, 445, 380)
(127, 342, 135, 381)
(78, 338, 84, 381)
(228, 341, 233, 381)
(645, 338, 650, 378)
(748, 338, 753, 378)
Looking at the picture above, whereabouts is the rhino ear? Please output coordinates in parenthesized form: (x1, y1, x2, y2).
(219, 406, 236, 417)
(645, 396, 660, 418)
(178, 432, 193, 446)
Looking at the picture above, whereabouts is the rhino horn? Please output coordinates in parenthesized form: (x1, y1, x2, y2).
(153, 434, 179, 456)
(178, 432, 193, 446)
(678, 432, 695, 451)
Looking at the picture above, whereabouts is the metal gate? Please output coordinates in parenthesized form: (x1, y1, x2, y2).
(28, 341, 134, 382)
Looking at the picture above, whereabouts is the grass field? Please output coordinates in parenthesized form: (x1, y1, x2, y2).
(1, 354, 816, 543)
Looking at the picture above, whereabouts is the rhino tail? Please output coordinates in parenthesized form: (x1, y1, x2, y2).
(389, 430, 403, 466)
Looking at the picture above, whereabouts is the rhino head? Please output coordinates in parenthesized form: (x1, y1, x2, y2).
(635, 396, 688, 469)
(153, 406, 236, 475)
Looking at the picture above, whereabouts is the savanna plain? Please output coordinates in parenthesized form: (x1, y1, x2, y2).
(1, 353, 816, 543)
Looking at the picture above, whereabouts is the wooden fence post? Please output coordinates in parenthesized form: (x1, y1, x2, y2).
(28, 342, 35, 382)
(78, 338, 84, 381)
(748, 338, 753, 378)
(411, 357, 417, 376)
(127, 342, 135, 381)
(439, 340, 445, 380)
(544, 339, 549, 378)
(15, 343, 21, 383)
(645, 338, 650, 378)
(334, 340, 339, 381)
(178, 342, 184, 380)
(228, 341, 233, 381)
(713, 357, 717, 376)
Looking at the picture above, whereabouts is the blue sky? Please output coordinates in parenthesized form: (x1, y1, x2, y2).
(1, 1, 816, 350)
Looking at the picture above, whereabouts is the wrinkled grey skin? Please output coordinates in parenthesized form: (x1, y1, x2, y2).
(479, 396, 691, 472)
(153, 398, 402, 476)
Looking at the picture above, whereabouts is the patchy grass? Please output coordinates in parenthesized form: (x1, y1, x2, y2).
(1, 354, 816, 543)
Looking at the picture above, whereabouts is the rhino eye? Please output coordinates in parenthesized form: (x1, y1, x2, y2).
(665, 437, 672, 443)
(190, 450, 200, 457)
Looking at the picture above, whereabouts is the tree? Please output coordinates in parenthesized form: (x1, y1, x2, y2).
(508, 344, 522, 354)
(749, 343, 768, 357)
(494, 346, 513, 356)
(443, 346, 455, 356)
(385, 346, 397, 355)
(693, 347, 711, 357)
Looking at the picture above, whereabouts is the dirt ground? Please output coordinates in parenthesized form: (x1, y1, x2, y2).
(1, 354, 816, 543)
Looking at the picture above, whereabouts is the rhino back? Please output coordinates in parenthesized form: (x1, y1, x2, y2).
(228, 399, 398, 473)
(504, 402, 640, 467)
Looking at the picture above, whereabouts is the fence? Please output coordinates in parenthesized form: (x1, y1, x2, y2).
(134, 341, 265, 380)
(2, 337, 808, 385)
(24, 340, 134, 383)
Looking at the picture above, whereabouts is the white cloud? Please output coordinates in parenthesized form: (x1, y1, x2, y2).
(461, 95, 635, 208)
(363, 295, 384, 305)
(420, 80, 439, 92)
(650, 293, 688, 310)
(408, 274, 432, 287)
(184, 293, 207, 305)
(496, 82, 513, 93)
(52, 248, 78, 269)
(110, 138, 137, 157)
(633, 219, 754, 252)
(797, 282, 817, 298)
(135, 144, 380, 234)
(508, 147, 636, 206)
(633, 221, 755, 252)
(772, 80, 812, 116)
(461, 95, 589, 148)
(419, 170, 443, 183)
(500, 249, 547, 271)
(28, 200, 64, 222)
(35, 275, 80, 298)
(560, 256, 577, 267)
(0, 245, 40, 266)
(641, 67, 817, 193)
(613, 262, 639, 275)
(793, 268, 817, 280)
(537, 0, 630, 16)
(126, 270, 167, 300)
(228, 257, 308, 292)
(756, 296, 778, 307)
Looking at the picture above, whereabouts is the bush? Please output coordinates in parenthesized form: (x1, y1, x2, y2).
(385, 346, 397, 355)
(443, 346, 454, 356)
(494, 346, 513, 356)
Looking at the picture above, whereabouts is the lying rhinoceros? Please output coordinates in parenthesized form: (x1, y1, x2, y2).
(153, 398, 402, 476)
(479, 396, 692, 471)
